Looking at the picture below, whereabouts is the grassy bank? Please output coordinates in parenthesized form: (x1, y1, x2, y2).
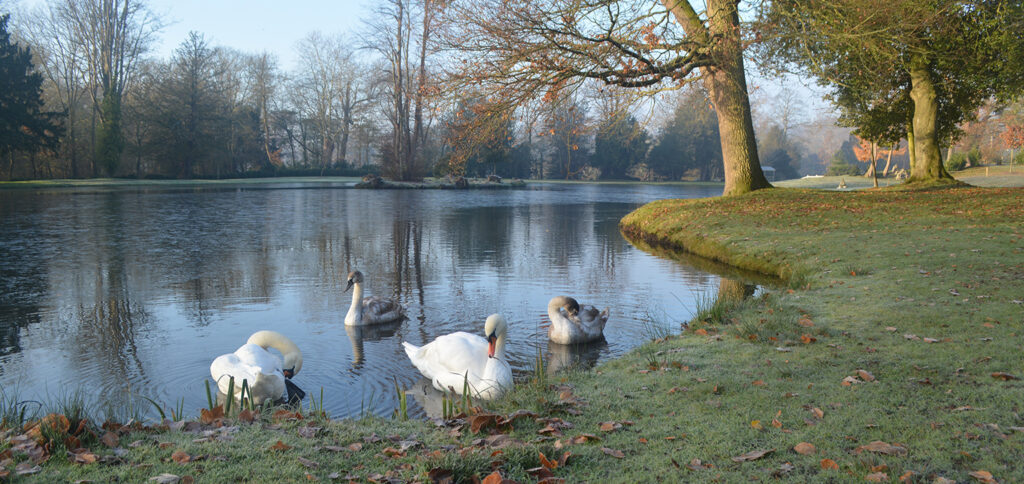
(4, 186, 1023, 483)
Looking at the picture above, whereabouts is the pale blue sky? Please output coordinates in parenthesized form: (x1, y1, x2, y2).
(15, 0, 370, 70)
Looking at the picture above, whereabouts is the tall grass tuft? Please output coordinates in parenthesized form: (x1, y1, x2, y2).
(0, 386, 38, 429)
(205, 380, 214, 410)
(307, 387, 326, 419)
(529, 349, 546, 387)
(392, 377, 408, 421)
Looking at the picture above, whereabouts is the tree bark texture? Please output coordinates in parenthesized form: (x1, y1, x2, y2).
(907, 61, 953, 183)
(663, 0, 770, 196)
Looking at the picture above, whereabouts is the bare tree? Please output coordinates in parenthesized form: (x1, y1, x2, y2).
(247, 52, 281, 170)
(59, 0, 160, 175)
(442, 0, 771, 194)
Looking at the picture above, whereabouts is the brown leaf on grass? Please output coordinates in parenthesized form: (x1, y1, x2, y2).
(470, 414, 499, 434)
(856, 370, 876, 382)
(798, 316, 814, 327)
(752, 380, 766, 386)
(991, 372, 1020, 381)
(500, 409, 537, 425)
(537, 477, 566, 484)
(69, 448, 99, 464)
(600, 447, 625, 459)
(731, 448, 775, 462)
(811, 407, 825, 419)
(272, 409, 303, 422)
(526, 467, 554, 480)
(347, 442, 363, 451)
(750, 420, 764, 430)
(694, 328, 708, 336)
(539, 451, 558, 470)
(598, 422, 622, 432)
(481, 471, 503, 484)
(171, 450, 193, 464)
(841, 376, 861, 386)
(236, 409, 257, 423)
(100, 431, 119, 448)
(298, 426, 322, 438)
(15, 462, 42, 475)
(865, 472, 888, 482)
(793, 442, 816, 455)
(820, 458, 839, 470)
(199, 406, 224, 425)
(64, 435, 81, 450)
(269, 440, 292, 451)
(148, 474, 180, 484)
(570, 434, 600, 444)
(800, 334, 817, 344)
(854, 441, 907, 456)
(428, 467, 454, 484)
(0, 469, 8, 480)
(898, 470, 916, 482)
(686, 458, 713, 471)
(381, 447, 406, 458)
(968, 470, 996, 483)
(297, 457, 319, 469)
(932, 478, 956, 484)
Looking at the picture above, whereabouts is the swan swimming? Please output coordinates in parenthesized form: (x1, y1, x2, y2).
(402, 314, 513, 400)
(344, 270, 405, 326)
(210, 330, 305, 404)
(547, 296, 608, 344)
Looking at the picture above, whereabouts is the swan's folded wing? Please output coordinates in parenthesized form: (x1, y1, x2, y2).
(211, 353, 263, 395)
(364, 296, 404, 321)
(412, 332, 488, 378)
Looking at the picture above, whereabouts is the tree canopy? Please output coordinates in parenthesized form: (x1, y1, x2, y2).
(0, 14, 61, 168)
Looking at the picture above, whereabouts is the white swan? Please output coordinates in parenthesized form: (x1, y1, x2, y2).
(547, 296, 608, 344)
(210, 330, 304, 404)
(344, 270, 405, 326)
(402, 314, 513, 400)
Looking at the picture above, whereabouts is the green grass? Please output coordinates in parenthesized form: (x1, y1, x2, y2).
(4, 184, 1023, 483)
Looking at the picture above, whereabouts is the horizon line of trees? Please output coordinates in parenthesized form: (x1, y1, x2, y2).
(2, 1, 1023, 188)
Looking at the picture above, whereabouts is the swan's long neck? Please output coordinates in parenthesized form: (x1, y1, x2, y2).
(247, 330, 303, 376)
(492, 333, 508, 360)
(548, 297, 572, 320)
(346, 282, 364, 325)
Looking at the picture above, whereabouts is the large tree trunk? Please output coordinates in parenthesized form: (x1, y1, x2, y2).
(907, 61, 954, 183)
(665, 0, 771, 196)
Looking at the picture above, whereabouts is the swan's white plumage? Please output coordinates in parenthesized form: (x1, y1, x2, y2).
(547, 296, 608, 344)
(402, 314, 512, 400)
(344, 270, 404, 326)
(210, 331, 302, 404)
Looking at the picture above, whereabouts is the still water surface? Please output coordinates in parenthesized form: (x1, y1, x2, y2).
(0, 181, 744, 419)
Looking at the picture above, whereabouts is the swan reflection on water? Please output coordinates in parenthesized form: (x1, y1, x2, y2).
(345, 320, 403, 369)
(545, 339, 607, 376)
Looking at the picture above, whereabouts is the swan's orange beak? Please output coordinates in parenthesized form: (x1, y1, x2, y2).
(283, 368, 294, 378)
(487, 334, 497, 358)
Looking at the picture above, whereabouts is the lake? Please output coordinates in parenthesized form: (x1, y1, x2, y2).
(0, 180, 754, 419)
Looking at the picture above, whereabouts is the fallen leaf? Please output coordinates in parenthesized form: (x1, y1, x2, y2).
(991, 372, 1020, 381)
(841, 376, 861, 386)
(694, 328, 708, 336)
(381, 447, 406, 458)
(771, 418, 782, 428)
(686, 458, 713, 471)
(932, 478, 956, 484)
(968, 470, 996, 483)
(898, 470, 916, 482)
(811, 407, 824, 419)
(428, 467, 454, 484)
(855, 441, 907, 456)
(601, 447, 625, 459)
(470, 414, 499, 434)
(526, 467, 554, 480)
(865, 472, 888, 482)
(269, 440, 292, 451)
(481, 471, 503, 484)
(793, 442, 816, 455)
(171, 450, 193, 464)
(272, 410, 303, 422)
(148, 474, 180, 484)
(570, 434, 600, 444)
(752, 380, 766, 386)
(69, 449, 99, 465)
(856, 369, 876, 382)
(347, 442, 363, 452)
(100, 432, 119, 448)
(539, 451, 558, 470)
(731, 448, 775, 462)
(750, 420, 763, 430)
(298, 426, 321, 438)
(820, 458, 839, 470)
(598, 421, 621, 432)
(801, 334, 817, 344)
(236, 409, 257, 423)
(199, 406, 224, 425)
(923, 337, 939, 343)
(798, 317, 814, 327)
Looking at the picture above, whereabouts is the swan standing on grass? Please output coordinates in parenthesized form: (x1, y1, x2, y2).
(547, 296, 608, 344)
(344, 270, 405, 326)
(210, 330, 305, 404)
(402, 314, 512, 400)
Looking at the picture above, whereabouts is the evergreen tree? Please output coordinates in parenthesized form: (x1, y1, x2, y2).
(0, 14, 61, 176)
(592, 114, 647, 179)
